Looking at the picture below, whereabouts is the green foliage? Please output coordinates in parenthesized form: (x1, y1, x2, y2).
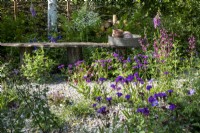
(59, 4, 101, 42)
(21, 48, 55, 83)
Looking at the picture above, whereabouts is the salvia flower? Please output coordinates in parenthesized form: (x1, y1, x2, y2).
(68, 64, 73, 69)
(99, 77, 106, 83)
(110, 84, 116, 89)
(97, 106, 108, 115)
(146, 85, 152, 91)
(168, 103, 176, 111)
(96, 96, 102, 102)
(113, 52, 119, 58)
(126, 75, 134, 82)
(153, 13, 161, 29)
(106, 97, 112, 105)
(167, 90, 173, 96)
(188, 35, 196, 54)
(125, 94, 131, 100)
(30, 3, 36, 17)
(115, 76, 124, 84)
(148, 96, 158, 106)
(116, 92, 123, 98)
(92, 103, 97, 108)
(188, 89, 195, 96)
(137, 107, 150, 116)
(58, 64, 64, 69)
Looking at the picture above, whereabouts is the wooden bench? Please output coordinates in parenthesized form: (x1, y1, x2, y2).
(0, 42, 136, 64)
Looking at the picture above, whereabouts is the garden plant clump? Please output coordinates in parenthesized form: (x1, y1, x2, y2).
(0, 1, 200, 132)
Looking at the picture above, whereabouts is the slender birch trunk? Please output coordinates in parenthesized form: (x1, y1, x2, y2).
(48, 0, 57, 34)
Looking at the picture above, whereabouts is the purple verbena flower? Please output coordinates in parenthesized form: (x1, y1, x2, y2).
(146, 85, 152, 91)
(137, 107, 150, 116)
(168, 103, 176, 111)
(188, 89, 195, 96)
(113, 52, 119, 58)
(116, 92, 123, 98)
(92, 103, 97, 108)
(110, 84, 116, 89)
(96, 96, 102, 102)
(115, 76, 124, 83)
(99, 77, 106, 83)
(106, 97, 112, 104)
(97, 106, 108, 115)
(58, 64, 64, 69)
(126, 75, 134, 82)
(125, 94, 131, 100)
(148, 96, 158, 106)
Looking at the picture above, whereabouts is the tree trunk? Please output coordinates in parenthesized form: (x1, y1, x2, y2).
(48, 0, 57, 33)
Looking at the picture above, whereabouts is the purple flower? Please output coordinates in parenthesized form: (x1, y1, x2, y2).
(134, 72, 139, 78)
(113, 52, 119, 57)
(153, 13, 161, 29)
(167, 90, 173, 96)
(115, 76, 124, 83)
(116, 92, 123, 98)
(106, 97, 112, 104)
(168, 103, 176, 111)
(58, 64, 64, 69)
(164, 71, 169, 75)
(99, 77, 106, 83)
(97, 106, 108, 115)
(96, 96, 102, 102)
(68, 64, 73, 69)
(188, 36, 196, 53)
(30, 3, 36, 17)
(92, 103, 97, 108)
(116, 87, 121, 91)
(154, 92, 167, 99)
(148, 96, 158, 106)
(125, 94, 131, 100)
(75, 60, 84, 67)
(127, 57, 131, 62)
(146, 85, 152, 91)
(137, 107, 150, 116)
(188, 89, 195, 96)
(126, 75, 134, 82)
(110, 84, 116, 89)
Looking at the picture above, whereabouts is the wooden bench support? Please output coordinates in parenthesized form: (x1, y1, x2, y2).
(67, 47, 83, 65)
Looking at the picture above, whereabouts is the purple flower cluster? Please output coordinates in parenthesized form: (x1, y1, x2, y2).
(153, 29, 175, 59)
(168, 103, 176, 111)
(97, 106, 108, 115)
(48, 35, 62, 43)
(99, 77, 107, 83)
(148, 96, 158, 106)
(153, 13, 161, 29)
(116, 92, 123, 98)
(188, 36, 196, 54)
(75, 60, 84, 67)
(125, 94, 131, 100)
(58, 64, 64, 69)
(188, 89, 195, 96)
(96, 59, 112, 67)
(137, 107, 150, 116)
(133, 54, 148, 70)
(30, 3, 36, 17)
(138, 35, 149, 52)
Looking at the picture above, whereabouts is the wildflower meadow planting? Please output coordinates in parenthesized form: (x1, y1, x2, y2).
(0, 0, 200, 133)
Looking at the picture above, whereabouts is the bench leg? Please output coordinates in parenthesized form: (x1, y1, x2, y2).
(67, 47, 83, 65)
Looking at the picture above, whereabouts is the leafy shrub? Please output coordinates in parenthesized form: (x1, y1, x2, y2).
(21, 48, 55, 83)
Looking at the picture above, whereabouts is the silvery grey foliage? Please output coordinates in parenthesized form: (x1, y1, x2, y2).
(72, 7, 101, 31)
